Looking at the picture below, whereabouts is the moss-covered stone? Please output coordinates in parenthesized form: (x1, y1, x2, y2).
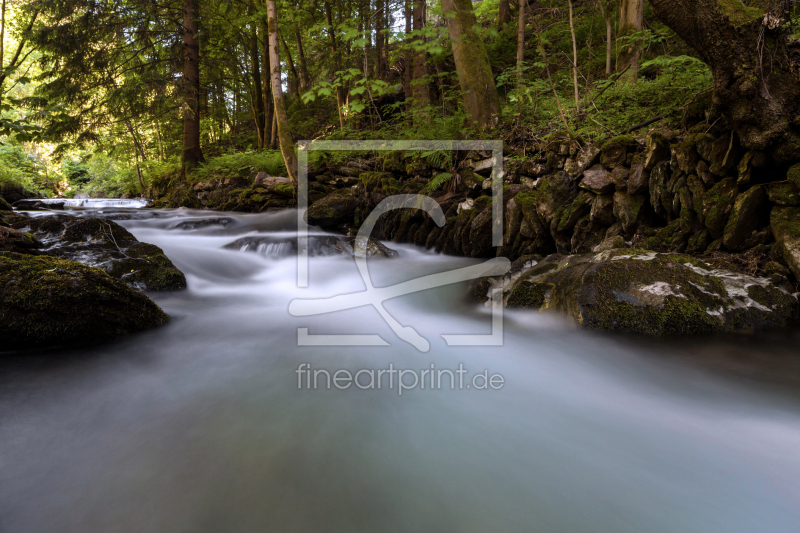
(600, 135, 633, 168)
(488, 250, 798, 336)
(0, 252, 169, 349)
(7, 215, 186, 291)
(0, 196, 11, 211)
(0, 226, 42, 254)
(306, 189, 359, 228)
(701, 177, 738, 239)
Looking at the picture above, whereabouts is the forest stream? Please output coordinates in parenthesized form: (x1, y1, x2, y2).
(2, 201, 800, 532)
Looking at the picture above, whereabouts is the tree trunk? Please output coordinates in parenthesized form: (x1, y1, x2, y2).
(568, 0, 580, 110)
(596, 1, 612, 76)
(441, 0, 501, 128)
(266, 0, 298, 185)
(295, 27, 311, 90)
(649, 0, 800, 159)
(411, 0, 429, 114)
(617, 0, 644, 80)
(324, 1, 346, 128)
(516, 0, 525, 86)
(498, 0, 509, 30)
(404, 0, 412, 112)
(250, 21, 266, 150)
(280, 32, 300, 98)
(181, 0, 204, 172)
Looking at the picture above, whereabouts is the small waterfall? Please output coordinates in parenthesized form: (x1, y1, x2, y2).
(38, 198, 150, 208)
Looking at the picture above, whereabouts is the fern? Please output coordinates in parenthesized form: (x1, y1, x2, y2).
(423, 172, 453, 195)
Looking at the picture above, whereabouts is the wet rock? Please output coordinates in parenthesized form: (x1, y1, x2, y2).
(579, 165, 614, 194)
(590, 193, 616, 226)
(172, 217, 235, 230)
(13, 199, 65, 211)
(593, 235, 626, 252)
(0, 252, 169, 350)
(643, 130, 671, 170)
(532, 172, 578, 225)
(223, 235, 398, 258)
(771, 206, 800, 280)
(483, 250, 798, 335)
(701, 178, 738, 239)
(6, 215, 186, 291)
(722, 186, 766, 251)
(0, 226, 42, 254)
(613, 192, 648, 234)
(306, 189, 359, 228)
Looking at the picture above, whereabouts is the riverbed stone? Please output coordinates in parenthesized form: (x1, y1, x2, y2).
(481, 250, 798, 335)
(0, 252, 169, 349)
(6, 215, 186, 291)
(306, 189, 359, 228)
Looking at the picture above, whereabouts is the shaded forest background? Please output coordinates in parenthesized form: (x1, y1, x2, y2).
(0, 0, 794, 198)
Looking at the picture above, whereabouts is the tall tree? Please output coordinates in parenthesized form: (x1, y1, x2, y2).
(516, 0, 525, 86)
(617, 0, 644, 79)
(266, 0, 298, 185)
(441, 0, 501, 128)
(498, 0, 510, 30)
(411, 0, 429, 114)
(649, 0, 800, 159)
(182, 0, 205, 171)
(596, 0, 613, 76)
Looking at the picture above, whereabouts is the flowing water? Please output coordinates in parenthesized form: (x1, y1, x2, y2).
(2, 202, 800, 532)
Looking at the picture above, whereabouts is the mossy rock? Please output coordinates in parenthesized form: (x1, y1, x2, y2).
(600, 135, 633, 168)
(7, 215, 186, 291)
(0, 196, 11, 211)
(767, 182, 800, 206)
(489, 251, 798, 335)
(306, 189, 359, 228)
(0, 226, 42, 254)
(0, 252, 169, 350)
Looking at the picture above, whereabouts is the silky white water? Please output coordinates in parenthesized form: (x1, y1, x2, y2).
(1, 203, 800, 532)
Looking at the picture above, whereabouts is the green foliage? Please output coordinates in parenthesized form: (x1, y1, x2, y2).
(423, 172, 454, 195)
(0, 143, 50, 192)
(191, 151, 287, 183)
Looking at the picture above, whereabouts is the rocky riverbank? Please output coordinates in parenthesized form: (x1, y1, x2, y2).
(68, 123, 800, 334)
(0, 209, 185, 349)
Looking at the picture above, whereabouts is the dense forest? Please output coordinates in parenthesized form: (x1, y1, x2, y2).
(1, 0, 794, 198)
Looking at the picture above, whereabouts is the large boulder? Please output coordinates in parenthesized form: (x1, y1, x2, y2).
(306, 189, 359, 228)
(480, 250, 798, 335)
(0, 252, 169, 349)
(722, 185, 766, 250)
(223, 235, 398, 258)
(6, 214, 186, 291)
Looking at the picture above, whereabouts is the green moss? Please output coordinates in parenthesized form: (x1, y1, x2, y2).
(381, 151, 406, 172)
(507, 282, 548, 309)
(0, 252, 169, 348)
(716, 0, 765, 27)
(273, 182, 295, 197)
(600, 135, 633, 153)
(787, 163, 800, 189)
(359, 171, 389, 192)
